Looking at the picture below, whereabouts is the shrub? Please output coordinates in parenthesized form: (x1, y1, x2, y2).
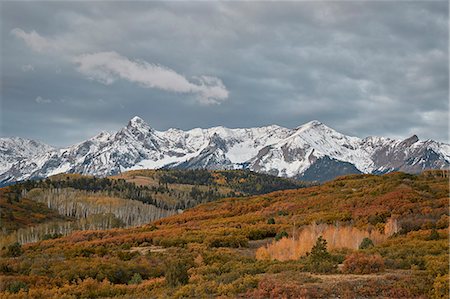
(79, 248, 95, 257)
(342, 252, 385, 274)
(165, 259, 189, 287)
(205, 235, 248, 248)
(427, 228, 440, 241)
(6, 281, 28, 293)
(432, 274, 449, 299)
(5, 242, 23, 257)
(128, 273, 143, 285)
(0, 261, 12, 274)
(368, 211, 390, 225)
(304, 258, 338, 274)
(359, 237, 374, 249)
(436, 215, 449, 229)
(425, 255, 449, 277)
(117, 251, 139, 261)
(42, 233, 63, 240)
(246, 226, 277, 240)
(274, 231, 288, 241)
(267, 218, 275, 224)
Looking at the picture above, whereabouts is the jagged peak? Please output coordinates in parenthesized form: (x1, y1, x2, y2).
(90, 131, 111, 142)
(294, 120, 331, 133)
(126, 116, 153, 131)
(0, 136, 54, 149)
(128, 116, 146, 125)
(205, 133, 228, 151)
(305, 120, 324, 126)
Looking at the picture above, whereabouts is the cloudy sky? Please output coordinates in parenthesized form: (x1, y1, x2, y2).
(1, 1, 448, 146)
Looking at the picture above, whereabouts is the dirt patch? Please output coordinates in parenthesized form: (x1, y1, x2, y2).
(128, 245, 167, 255)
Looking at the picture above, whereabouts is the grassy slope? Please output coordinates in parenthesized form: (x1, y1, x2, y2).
(0, 170, 448, 298)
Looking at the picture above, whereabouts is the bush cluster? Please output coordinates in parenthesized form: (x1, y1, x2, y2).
(342, 252, 385, 274)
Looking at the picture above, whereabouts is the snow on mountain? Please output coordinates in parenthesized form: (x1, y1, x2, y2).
(249, 120, 377, 177)
(354, 134, 450, 174)
(0, 137, 54, 174)
(0, 116, 449, 184)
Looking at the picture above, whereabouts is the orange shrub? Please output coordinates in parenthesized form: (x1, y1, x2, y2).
(342, 252, 385, 274)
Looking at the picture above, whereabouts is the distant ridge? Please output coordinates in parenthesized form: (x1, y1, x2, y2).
(1, 116, 449, 184)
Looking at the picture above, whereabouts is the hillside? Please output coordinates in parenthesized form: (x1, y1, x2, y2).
(0, 169, 308, 247)
(0, 170, 448, 298)
(0, 188, 72, 233)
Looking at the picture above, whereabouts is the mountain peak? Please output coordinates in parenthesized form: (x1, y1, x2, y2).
(127, 116, 152, 130)
(120, 116, 157, 143)
(294, 120, 328, 132)
(91, 131, 111, 142)
(128, 116, 145, 125)
(306, 120, 323, 126)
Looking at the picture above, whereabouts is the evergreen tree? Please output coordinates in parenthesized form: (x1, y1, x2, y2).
(128, 273, 143, 285)
(302, 236, 338, 273)
(359, 237, 374, 249)
(309, 236, 330, 261)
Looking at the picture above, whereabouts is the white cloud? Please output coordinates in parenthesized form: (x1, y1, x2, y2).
(35, 96, 52, 104)
(11, 28, 57, 53)
(21, 64, 35, 72)
(73, 51, 229, 104)
(12, 28, 229, 105)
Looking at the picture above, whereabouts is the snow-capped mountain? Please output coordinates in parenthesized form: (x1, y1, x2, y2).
(1, 116, 449, 184)
(0, 137, 54, 175)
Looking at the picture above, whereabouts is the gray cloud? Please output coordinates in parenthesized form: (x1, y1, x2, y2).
(1, 1, 448, 146)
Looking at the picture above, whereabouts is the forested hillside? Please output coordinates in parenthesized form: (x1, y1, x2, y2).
(0, 187, 72, 232)
(112, 169, 311, 208)
(0, 169, 308, 247)
(0, 170, 448, 298)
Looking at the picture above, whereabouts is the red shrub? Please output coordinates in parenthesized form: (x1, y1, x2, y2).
(342, 252, 385, 274)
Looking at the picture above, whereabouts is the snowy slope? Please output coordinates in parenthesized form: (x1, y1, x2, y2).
(0, 116, 449, 183)
(0, 137, 54, 174)
(249, 121, 376, 177)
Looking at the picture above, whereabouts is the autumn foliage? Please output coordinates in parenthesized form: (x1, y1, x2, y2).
(256, 221, 395, 261)
(0, 170, 448, 298)
(342, 252, 385, 274)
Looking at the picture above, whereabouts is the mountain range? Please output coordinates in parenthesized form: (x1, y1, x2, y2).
(1, 116, 449, 184)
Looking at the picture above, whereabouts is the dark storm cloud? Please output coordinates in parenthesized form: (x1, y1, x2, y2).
(1, 1, 448, 146)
